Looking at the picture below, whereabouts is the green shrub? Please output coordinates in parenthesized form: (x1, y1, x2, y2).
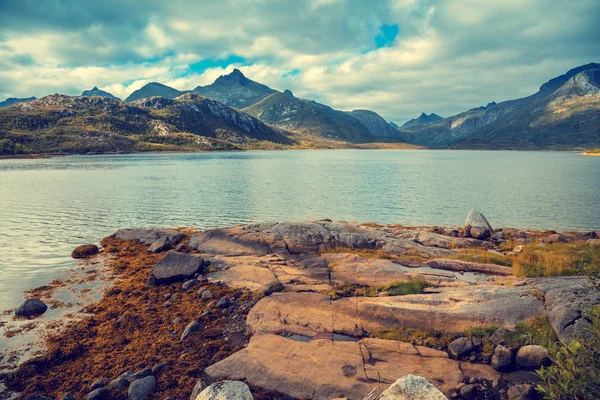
(536, 305, 600, 399)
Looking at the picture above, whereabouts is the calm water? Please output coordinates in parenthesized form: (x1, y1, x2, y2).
(1, 150, 599, 308)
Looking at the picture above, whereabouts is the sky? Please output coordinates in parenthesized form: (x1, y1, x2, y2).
(0, 0, 599, 124)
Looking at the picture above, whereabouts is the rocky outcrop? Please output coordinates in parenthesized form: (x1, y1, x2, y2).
(114, 228, 184, 245)
(462, 210, 493, 240)
(204, 333, 497, 399)
(426, 259, 512, 276)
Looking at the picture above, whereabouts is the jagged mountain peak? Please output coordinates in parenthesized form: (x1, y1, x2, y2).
(81, 86, 119, 100)
(539, 62, 600, 93)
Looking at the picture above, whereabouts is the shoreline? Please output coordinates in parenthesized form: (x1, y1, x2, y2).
(1, 147, 596, 160)
(1, 219, 599, 399)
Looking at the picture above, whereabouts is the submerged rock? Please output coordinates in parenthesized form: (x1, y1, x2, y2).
(150, 251, 203, 284)
(15, 298, 48, 317)
(379, 375, 447, 400)
(72, 244, 99, 258)
(196, 380, 253, 400)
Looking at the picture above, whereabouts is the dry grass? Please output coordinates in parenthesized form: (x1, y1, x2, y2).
(512, 242, 600, 277)
(321, 247, 429, 262)
(449, 249, 513, 267)
(370, 327, 456, 350)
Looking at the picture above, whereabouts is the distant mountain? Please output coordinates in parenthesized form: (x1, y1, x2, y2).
(242, 92, 374, 143)
(347, 110, 402, 137)
(81, 86, 119, 100)
(0, 93, 294, 155)
(0, 97, 36, 108)
(193, 69, 276, 109)
(125, 82, 187, 103)
(389, 121, 400, 129)
(399, 63, 600, 149)
(400, 113, 444, 129)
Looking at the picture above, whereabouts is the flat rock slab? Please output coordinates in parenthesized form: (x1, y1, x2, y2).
(393, 230, 488, 249)
(426, 259, 513, 276)
(150, 251, 203, 283)
(204, 333, 499, 399)
(188, 226, 272, 256)
(247, 286, 544, 336)
(206, 264, 281, 293)
(113, 228, 183, 245)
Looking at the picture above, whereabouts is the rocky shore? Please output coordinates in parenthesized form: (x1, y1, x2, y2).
(1, 213, 599, 400)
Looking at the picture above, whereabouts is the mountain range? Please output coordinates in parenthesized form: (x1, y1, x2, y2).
(395, 63, 600, 149)
(1, 63, 599, 154)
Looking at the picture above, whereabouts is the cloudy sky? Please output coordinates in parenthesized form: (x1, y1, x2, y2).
(1, 0, 598, 123)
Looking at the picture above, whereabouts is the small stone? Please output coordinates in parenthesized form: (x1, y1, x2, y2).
(84, 388, 110, 400)
(459, 384, 477, 400)
(469, 377, 478, 384)
(182, 279, 199, 291)
(189, 378, 206, 400)
(131, 368, 153, 381)
(513, 245, 525, 254)
(128, 376, 156, 400)
(507, 384, 532, 400)
(148, 237, 172, 253)
(472, 336, 482, 347)
(180, 321, 201, 342)
(72, 244, 99, 258)
(201, 289, 213, 299)
(162, 301, 172, 307)
(147, 277, 157, 287)
(262, 280, 284, 296)
(15, 298, 48, 317)
(489, 328, 506, 345)
(216, 296, 231, 309)
(90, 378, 110, 390)
(516, 345, 550, 368)
(448, 337, 474, 358)
(491, 345, 513, 371)
(492, 376, 505, 391)
(61, 394, 76, 400)
(152, 362, 170, 375)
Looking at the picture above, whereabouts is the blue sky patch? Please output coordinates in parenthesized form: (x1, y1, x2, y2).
(375, 24, 399, 48)
(283, 69, 300, 78)
(188, 55, 246, 75)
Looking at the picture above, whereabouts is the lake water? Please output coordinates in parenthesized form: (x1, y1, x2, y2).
(1, 150, 599, 308)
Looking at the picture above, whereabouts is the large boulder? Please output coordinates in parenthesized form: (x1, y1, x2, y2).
(15, 298, 48, 317)
(516, 345, 550, 368)
(150, 251, 203, 284)
(379, 375, 447, 400)
(463, 209, 493, 240)
(195, 381, 253, 400)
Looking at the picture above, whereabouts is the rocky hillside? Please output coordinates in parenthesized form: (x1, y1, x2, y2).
(242, 91, 376, 143)
(125, 82, 188, 103)
(0, 94, 294, 154)
(398, 63, 600, 149)
(0, 97, 36, 109)
(193, 69, 276, 109)
(347, 109, 402, 137)
(400, 112, 443, 129)
(81, 86, 120, 100)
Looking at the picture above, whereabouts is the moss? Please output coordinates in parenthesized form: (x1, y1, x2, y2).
(328, 280, 429, 300)
(504, 314, 557, 348)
